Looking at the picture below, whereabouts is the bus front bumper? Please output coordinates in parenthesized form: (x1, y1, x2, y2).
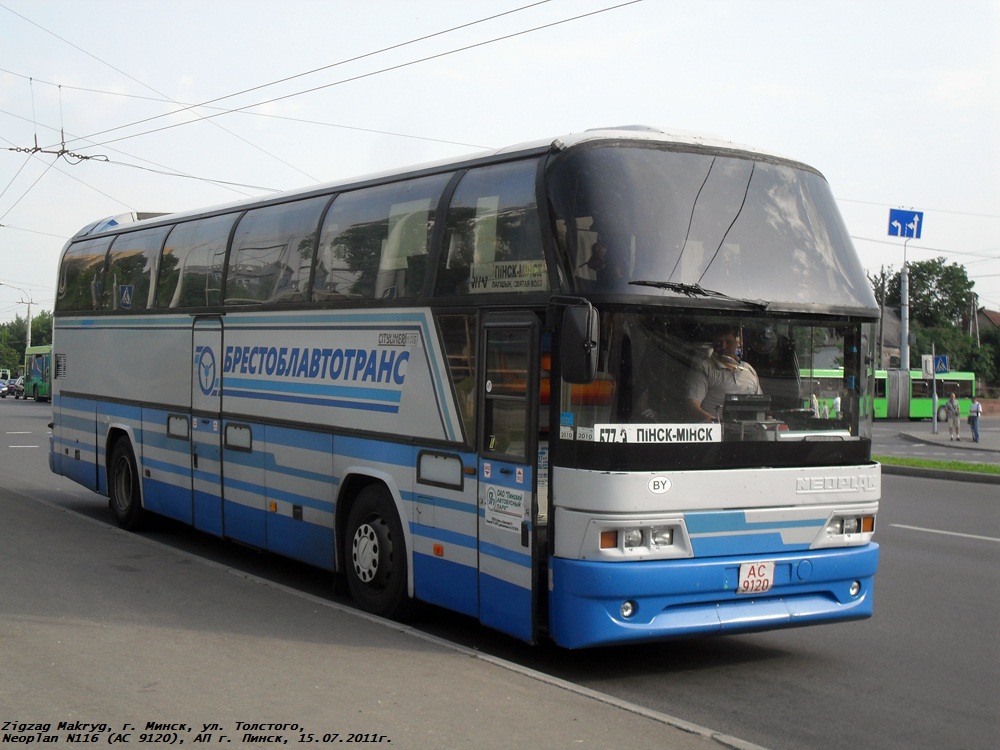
(548, 544, 879, 649)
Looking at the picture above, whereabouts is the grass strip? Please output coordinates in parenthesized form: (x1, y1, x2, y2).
(873, 454, 1000, 476)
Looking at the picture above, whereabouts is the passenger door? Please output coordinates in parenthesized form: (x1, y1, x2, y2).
(477, 313, 540, 643)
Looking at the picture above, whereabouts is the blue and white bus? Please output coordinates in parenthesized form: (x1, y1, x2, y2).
(50, 127, 880, 648)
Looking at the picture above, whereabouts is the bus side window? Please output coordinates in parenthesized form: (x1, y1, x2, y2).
(316, 174, 449, 301)
(435, 159, 547, 297)
(157, 214, 234, 308)
(224, 196, 328, 306)
(103, 226, 171, 311)
(56, 237, 114, 312)
(437, 313, 477, 442)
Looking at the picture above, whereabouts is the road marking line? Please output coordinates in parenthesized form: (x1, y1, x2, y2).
(9, 445, 40, 448)
(890, 524, 1000, 543)
(5, 431, 32, 435)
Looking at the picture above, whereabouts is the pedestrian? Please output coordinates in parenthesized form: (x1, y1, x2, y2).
(968, 397, 983, 443)
(945, 392, 961, 441)
(833, 392, 842, 419)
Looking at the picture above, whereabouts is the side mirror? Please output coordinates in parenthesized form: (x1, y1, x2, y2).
(561, 303, 599, 384)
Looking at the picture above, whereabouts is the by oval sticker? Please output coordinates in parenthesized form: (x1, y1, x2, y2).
(648, 476, 671, 494)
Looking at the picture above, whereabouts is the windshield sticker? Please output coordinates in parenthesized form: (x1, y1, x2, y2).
(593, 424, 721, 444)
(468, 261, 547, 292)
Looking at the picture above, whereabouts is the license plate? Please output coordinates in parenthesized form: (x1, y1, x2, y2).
(737, 561, 775, 595)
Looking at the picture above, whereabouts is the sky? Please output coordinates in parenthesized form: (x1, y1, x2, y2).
(1, 0, 998, 326)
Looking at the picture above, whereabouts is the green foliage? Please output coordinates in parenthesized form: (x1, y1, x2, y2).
(870, 259, 997, 387)
(0, 310, 52, 369)
(886, 257, 975, 328)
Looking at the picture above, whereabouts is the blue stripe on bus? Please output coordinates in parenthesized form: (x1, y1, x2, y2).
(479, 540, 531, 568)
(225, 388, 400, 413)
(225, 376, 403, 403)
(337, 436, 415, 466)
(686, 511, 825, 534)
(223, 476, 334, 513)
(691, 532, 798, 556)
(410, 522, 477, 549)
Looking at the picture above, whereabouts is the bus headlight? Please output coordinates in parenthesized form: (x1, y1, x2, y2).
(623, 529, 644, 548)
(816, 512, 876, 549)
(826, 515, 875, 536)
(651, 527, 673, 546)
(595, 520, 689, 558)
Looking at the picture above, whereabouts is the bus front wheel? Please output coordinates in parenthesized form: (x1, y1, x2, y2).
(109, 439, 146, 530)
(344, 484, 413, 620)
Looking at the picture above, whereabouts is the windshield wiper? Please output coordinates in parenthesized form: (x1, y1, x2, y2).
(628, 280, 769, 309)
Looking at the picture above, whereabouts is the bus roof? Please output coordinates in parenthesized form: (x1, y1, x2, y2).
(70, 126, 805, 241)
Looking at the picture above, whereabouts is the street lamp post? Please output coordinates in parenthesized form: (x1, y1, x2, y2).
(0, 282, 33, 349)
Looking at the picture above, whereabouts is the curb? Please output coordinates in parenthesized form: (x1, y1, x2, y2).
(880, 463, 1000, 485)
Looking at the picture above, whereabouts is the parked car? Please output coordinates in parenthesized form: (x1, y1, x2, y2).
(0, 381, 6, 398)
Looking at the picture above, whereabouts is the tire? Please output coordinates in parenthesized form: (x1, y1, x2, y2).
(344, 484, 413, 620)
(108, 439, 147, 530)
(936, 406, 947, 422)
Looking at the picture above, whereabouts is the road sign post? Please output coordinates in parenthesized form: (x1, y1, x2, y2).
(931, 344, 937, 434)
(889, 209, 924, 371)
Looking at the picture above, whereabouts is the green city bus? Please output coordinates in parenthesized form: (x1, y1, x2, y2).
(802, 368, 974, 420)
(24, 345, 52, 402)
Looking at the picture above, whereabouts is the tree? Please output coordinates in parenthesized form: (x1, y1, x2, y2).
(886, 257, 975, 328)
(0, 310, 53, 369)
(30, 310, 53, 347)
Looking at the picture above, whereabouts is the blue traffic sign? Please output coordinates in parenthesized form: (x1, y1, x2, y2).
(934, 355, 948, 374)
(888, 209, 923, 239)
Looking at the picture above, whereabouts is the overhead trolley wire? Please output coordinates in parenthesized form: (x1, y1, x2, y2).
(39, 1, 644, 152)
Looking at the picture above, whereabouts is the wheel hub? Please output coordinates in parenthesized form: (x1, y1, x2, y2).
(352, 523, 380, 583)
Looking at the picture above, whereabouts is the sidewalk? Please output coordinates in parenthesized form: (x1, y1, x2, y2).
(885, 424, 1000, 484)
(898, 428, 999, 454)
(0, 489, 749, 750)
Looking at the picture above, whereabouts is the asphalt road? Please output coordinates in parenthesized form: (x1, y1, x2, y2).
(3, 399, 998, 749)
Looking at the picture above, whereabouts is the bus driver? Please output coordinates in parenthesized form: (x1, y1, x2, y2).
(687, 325, 763, 422)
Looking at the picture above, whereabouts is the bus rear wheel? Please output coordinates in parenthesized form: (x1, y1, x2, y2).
(345, 485, 413, 620)
(109, 439, 146, 530)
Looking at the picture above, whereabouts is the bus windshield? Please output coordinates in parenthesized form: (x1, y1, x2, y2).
(547, 142, 878, 311)
(557, 311, 876, 470)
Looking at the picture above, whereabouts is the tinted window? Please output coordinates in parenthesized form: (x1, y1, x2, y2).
(315, 174, 449, 301)
(436, 160, 546, 297)
(157, 214, 234, 308)
(547, 145, 878, 310)
(437, 312, 478, 441)
(56, 237, 113, 311)
(103, 226, 170, 311)
(225, 196, 328, 305)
